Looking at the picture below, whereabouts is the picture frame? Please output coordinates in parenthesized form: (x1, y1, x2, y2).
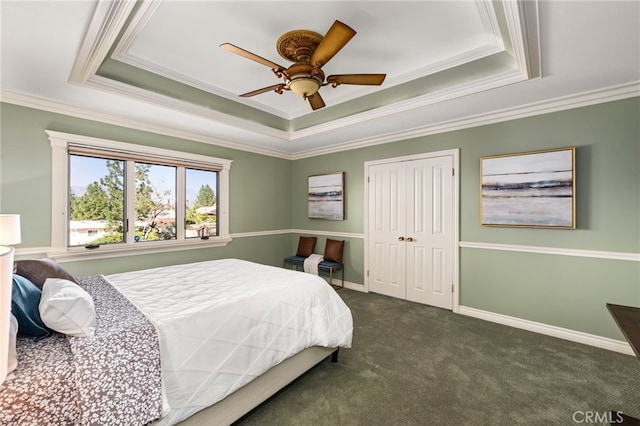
(480, 147, 576, 229)
(308, 172, 344, 220)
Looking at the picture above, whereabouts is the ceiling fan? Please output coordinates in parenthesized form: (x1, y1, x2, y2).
(220, 20, 386, 111)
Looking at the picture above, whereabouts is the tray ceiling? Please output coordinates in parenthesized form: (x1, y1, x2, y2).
(111, 1, 504, 119)
(1, 1, 638, 158)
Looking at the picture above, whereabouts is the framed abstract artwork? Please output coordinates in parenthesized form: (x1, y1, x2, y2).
(480, 147, 575, 228)
(308, 172, 344, 220)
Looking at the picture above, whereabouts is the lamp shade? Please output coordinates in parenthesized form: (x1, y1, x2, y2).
(0, 214, 21, 246)
(288, 78, 320, 97)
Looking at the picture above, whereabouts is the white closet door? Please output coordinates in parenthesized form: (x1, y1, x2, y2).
(367, 161, 407, 299)
(405, 156, 454, 309)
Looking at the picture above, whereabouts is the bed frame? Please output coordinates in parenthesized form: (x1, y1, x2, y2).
(177, 346, 338, 425)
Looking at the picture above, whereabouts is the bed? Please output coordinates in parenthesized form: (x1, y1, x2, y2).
(0, 258, 353, 425)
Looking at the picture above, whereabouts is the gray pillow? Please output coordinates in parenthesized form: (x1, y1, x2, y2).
(14, 259, 77, 290)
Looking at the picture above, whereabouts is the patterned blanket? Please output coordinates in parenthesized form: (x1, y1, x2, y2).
(0, 275, 163, 426)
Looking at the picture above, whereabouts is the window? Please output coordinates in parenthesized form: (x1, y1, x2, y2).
(69, 155, 125, 247)
(133, 162, 177, 243)
(185, 168, 218, 239)
(49, 131, 232, 260)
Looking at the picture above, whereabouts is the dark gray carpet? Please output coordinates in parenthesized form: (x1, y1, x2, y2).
(236, 289, 640, 425)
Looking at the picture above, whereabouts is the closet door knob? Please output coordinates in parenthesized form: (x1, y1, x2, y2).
(398, 236, 405, 241)
(406, 237, 414, 242)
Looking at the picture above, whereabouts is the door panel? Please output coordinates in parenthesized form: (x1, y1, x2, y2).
(368, 163, 406, 299)
(406, 157, 453, 308)
(368, 154, 454, 309)
(431, 247, 445, 295)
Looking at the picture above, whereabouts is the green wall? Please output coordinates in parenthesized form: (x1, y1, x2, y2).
(290, 97, 639, 341)
(1, 97, 638, 341)
(0, 103, 293, 273)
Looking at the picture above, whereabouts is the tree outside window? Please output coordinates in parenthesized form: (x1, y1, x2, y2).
(186, 168, 218, 238)
(49, 130, 232, 257)
(69, 156, 187, 246)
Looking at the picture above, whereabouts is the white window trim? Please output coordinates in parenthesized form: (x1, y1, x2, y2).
(47, 130, 233, 262)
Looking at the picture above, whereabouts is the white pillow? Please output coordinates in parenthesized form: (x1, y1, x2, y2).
(39, 278, 96, 337)
(8, 313, 18, 376)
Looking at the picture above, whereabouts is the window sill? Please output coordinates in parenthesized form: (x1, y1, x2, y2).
(47, 236, 232, 263)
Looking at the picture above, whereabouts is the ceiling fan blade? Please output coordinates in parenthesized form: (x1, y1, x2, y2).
(240, 84, 286, 97)
(220, 43, 286, 72)
(307, 92, 326, 110)
(327, 74, 386, 86)
(310, 21, 356, 67)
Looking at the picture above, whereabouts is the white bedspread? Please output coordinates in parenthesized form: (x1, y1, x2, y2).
(106, 258, 352, 425)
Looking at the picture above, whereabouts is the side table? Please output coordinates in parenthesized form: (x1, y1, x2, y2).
(606, 303, 640, 425)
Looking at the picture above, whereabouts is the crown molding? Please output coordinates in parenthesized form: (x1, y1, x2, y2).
(71, 0, 533, 132)
(289, 0, 539, 142)
(112, 42, 504, 122)
(110, 0, 287, 120)
(0, 88, 292, 160)
(291, 81, 640, 159)
(68, 0, 137, 84)
(476, 0, 505, 48)
(111, 0, 162, 61)
(86, 75, 291, 142)
(503, 0, 541, 79)
(112, 52, 289, 119)
(85, 58, 528, 145)
(2, 81, 637, 161)
(290, 67, 528, 142)
(106, 0, 507, 121)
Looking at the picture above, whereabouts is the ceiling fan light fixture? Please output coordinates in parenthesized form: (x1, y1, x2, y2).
(288, 77, 321, 97)
(221, 20, 386, 110)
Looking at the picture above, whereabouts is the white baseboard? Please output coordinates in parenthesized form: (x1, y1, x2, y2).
(320, 277, 365, 292)
(342, 281, 366, 292)
(459, 305, 634, 356)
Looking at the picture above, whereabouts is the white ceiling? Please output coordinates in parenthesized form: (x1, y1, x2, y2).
(1, 1, 638, 159)
(114, 1, 501, 118)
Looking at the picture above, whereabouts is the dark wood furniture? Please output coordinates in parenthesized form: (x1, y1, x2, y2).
(607, 304, 640, 358)
(606, 303, 640, 425)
